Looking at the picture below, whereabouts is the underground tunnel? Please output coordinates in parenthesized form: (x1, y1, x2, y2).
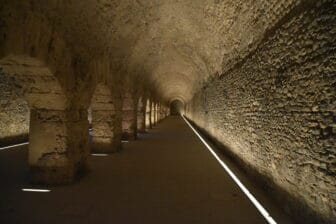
(0, 1, 335, 224)
(170, 99, 185, 116)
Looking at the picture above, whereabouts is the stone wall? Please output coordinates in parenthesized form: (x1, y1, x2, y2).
(186, 2, 336, 223)
(0, 69, 29, 146)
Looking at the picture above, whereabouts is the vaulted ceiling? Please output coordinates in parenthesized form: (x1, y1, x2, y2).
(1, 0, 294, 102)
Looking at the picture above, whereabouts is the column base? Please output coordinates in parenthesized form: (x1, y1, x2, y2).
(137, 129, 146, 134)
(29, 162, 88, 185)
(122, 132, 136, 141)
(91, 140, 120, 153)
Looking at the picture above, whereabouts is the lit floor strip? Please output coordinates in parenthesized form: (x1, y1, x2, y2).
(0, 142, 29, 151)
(182, 116, 277, 224)
(22, 188, 50, 192)
(91, 153, 109, 157)
(121, 140, 129, 143)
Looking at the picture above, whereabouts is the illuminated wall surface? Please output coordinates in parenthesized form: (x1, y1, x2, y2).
(0, 0, 335, 223)
(0, 70, 29, 146)
(186, 3, 336, 223)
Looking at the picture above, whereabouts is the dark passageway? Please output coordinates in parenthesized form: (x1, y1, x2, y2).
(170, 100, 185, 116)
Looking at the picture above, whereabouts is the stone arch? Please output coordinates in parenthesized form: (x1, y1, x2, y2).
(0, 9, 74, 93)
(0, 55, 78, 184)
(0, 55, 67, 109)
(90, 83, 119, 153)
(169, 96, 186, 106)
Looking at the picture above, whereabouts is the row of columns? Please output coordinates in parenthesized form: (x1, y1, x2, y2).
(0, 56, 171, 185)
(91, 95, 169, 147)
(32, 96, 169, 184)
(147, 100, 169, 130)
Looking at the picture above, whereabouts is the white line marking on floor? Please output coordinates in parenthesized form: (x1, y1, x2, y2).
(0, 142, 29, 151)
(182, 115, 277, 224)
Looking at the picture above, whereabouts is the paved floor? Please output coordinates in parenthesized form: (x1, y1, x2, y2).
(0, 116, 292, 224)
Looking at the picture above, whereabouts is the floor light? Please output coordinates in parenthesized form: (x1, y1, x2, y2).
(91, 153, 109, 157)
(22, 188, 50, 192)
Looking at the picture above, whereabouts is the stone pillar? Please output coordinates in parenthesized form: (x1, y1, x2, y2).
(66, 109, 90, 180)
(145, 99, 151, 130)
(29, 109, 89, 184)
(122, 92, 137, 140)
(137, 97, 146, 133)
(90, 85, 117, 153)
(154, 103, 157, 124)
(162, 105, 165, 119)
(156, 103, 159, 123)
(162, 107, 165, 118)
(159, 104, 163, 121)
(161, 106, 165, 119)
(157, 104, 161, 122)
(156, 104, 159, 122)
(113, 98, 123, 150)
(164, 107, 167, 118)
(0, 56, 90, 185)
(151, 101, 156, 126)
(91, 110, 116, 153)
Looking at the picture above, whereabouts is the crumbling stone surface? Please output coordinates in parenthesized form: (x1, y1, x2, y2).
(0, 69, 29, 146)
(137, 97, 146, 133)
(0, 55, 89, 184)
(145, 99, 152, 130)
(91, 83, 117, 153)
(186, 2, 336, 223)
(151, 102, 156, 126)
(122, 89, 137, 140)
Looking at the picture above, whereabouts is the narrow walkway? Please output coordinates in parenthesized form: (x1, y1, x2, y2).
(0, 116, 285, 224)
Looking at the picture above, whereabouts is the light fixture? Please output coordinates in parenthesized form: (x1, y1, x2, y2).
(182, 115, 277, 224)
(91, 153, 109, 157)
(22, 188, 50, 192)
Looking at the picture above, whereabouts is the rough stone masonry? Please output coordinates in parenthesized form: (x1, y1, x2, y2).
(186, 2, 336, 223)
